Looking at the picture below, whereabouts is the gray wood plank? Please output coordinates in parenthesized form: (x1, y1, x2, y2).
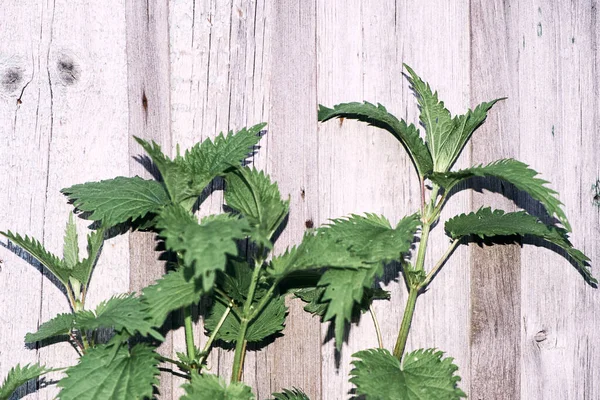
(264, 1, 321, 397)
(0, 2, 50, 398)
(469, 1, 522, 399)
(125, 0, 173, 397)
(516, 2, 600, 399)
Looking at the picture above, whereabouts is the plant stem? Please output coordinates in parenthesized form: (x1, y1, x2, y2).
(414, 223, 431, 274)
(183, 306, 196, 361)
(198, 300, 233, 369)
(247, 281, 278, 322)
(393, 288, 418, 360)
(369, 304, 383, 349)
(419, 239, 460, 290)
(231, 253, 265, 383)
(231, 321, 249, 382)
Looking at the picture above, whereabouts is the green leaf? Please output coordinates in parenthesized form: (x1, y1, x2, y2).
(350, 348, 466, 400)
(70, 228, 105, 287)
(75, 295, 163, 341)
(181, 372, 255, 400)
(271, 387, 310, 400)
(225, 167, 289, 243)
(430, 158, 572, 231)
(61, 176, 170, 228)
(0, 363, 51, 400)
(267, 230, 368, 280)
(25, 313, 74, 343)
(142, 268, 205, 327)
(324, 213, 420, 264)
(205, 293, 287, 343)
(135, 123, 265, 208)
(445, 208, 595, 284)
(184, 123, 266, 185)
(63, 213, 79, 269)
(217, 258, 266, 304)
(156, 205, 251, 291)
(133, 137, 193, 206)
(319, 264, 383, 349)
(293, 287, 328, 317)
(0, 231, 71, 285)
(318, 101, 433, 177)
(58, 343, 160, 400)
(404, 64, 503, 172)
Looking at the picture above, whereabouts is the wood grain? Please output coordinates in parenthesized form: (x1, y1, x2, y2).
(0, 1, 131, 399)
(125, 0, 173, 397)
(469, 1, 522, 399)
(517, 2, 600, 399)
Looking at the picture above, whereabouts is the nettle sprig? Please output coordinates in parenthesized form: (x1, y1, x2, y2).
(311, 64, 595, 398)
(1, 124, 309, 399)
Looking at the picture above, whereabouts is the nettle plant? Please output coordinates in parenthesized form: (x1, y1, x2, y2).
(0, 65, 595, 400)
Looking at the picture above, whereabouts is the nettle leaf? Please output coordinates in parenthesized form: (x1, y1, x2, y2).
(63, 213, 79, 269)
(319, 264, 383, 349)
(135, 123, 265, 208)
(0, 231, 71, 285)
(217, 258, 266, 305)
(142, 268, 204, 327)
(0, 363, 52, 400)
(295, 285, 389, 319)
(25, 313, 74, 343)
(185, 123, 265, 184)
(293, 287, 328, 317)
(134, 138, 193, 206)
(70, 228, 104, 286)
(318, 101, 433, 177)
(205, 294, 287, 343)
(430, 158, 571, 231)
(446, 208, 595, 284)
(156, 205, 250, 291)
(404, 64, 502, 172)
(267, 230, 368, 280)
(75, 295, 163, 341)
(61, 176, 170, 228)
(225, 167, 289, 244)
(58, 343, 159, 400)
(324, 213, 420, 264)
(181, 372, 255, 400)
(350, 348, 466, 400)
(271, 387, 310, 400)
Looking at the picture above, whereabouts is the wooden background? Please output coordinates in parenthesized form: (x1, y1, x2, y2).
(1, 0, 598, 399)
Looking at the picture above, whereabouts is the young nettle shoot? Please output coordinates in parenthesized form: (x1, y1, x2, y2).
(310, 64, 595, 399)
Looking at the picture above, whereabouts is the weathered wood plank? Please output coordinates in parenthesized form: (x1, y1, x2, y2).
(469, 1, 522, 399)
(125, 0, 173, 397)
(316, 0, 471, 397)
(0, 2, 49, 398)
(517, 2, 600, 399)
(264, 0, 321, 397)
(0, 1, 131, 399)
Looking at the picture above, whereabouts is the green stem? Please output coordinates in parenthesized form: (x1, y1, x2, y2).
(198, 300, 233, 369)
(414, 223, 431, 273)
(393, 288, 418, 360)
(183, 306, 196, 361)
(369, 305, 383, 349)
(231, 321, 249, 382)
(247, 281, 278, 322)
(419, 239, 460, 290)
(231, 254, 265, 383)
